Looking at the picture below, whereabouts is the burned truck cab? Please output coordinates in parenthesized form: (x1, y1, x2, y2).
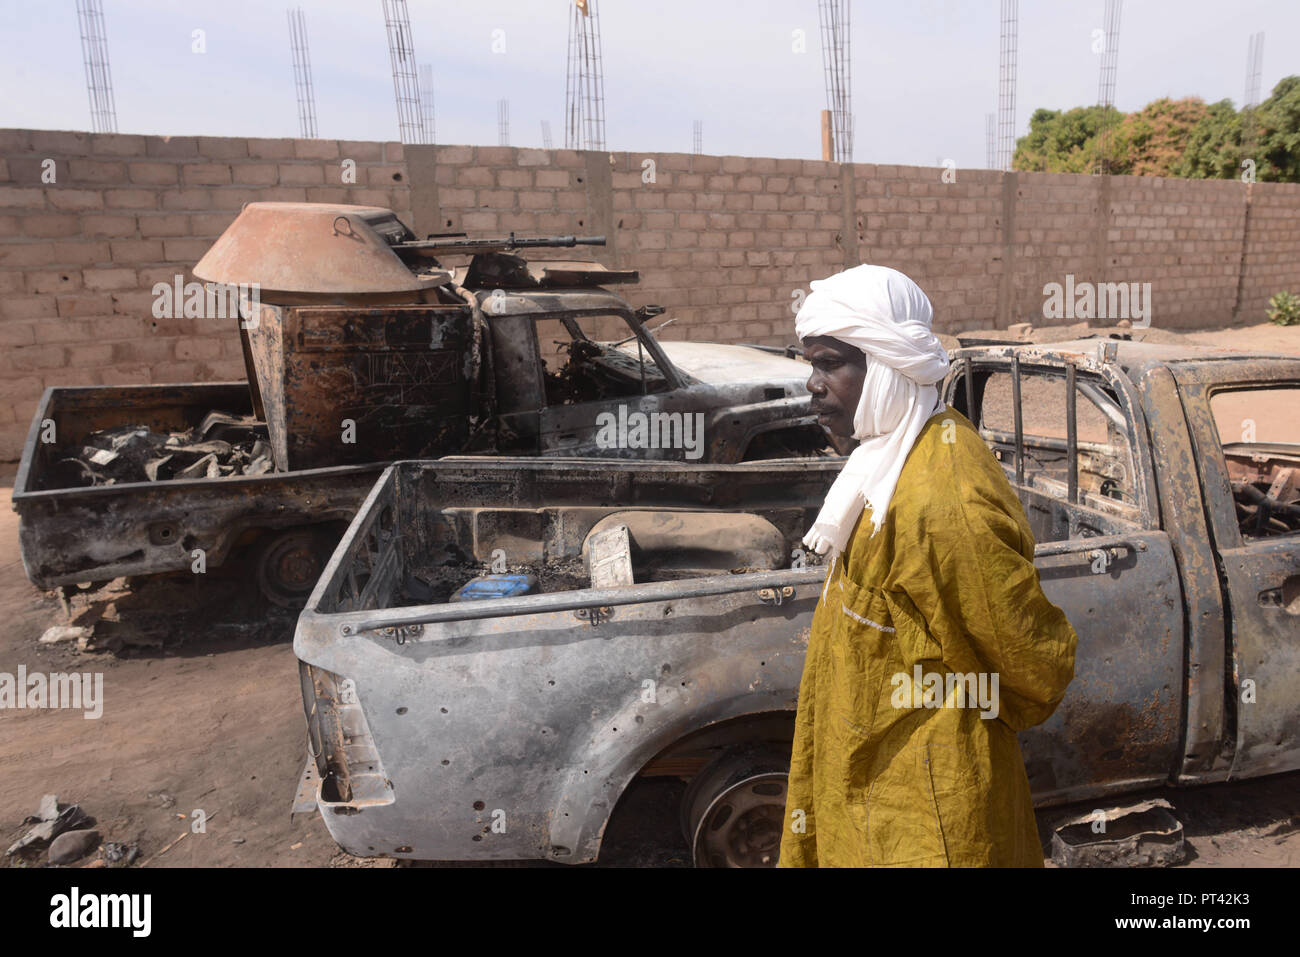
(200, 203, 826, 467)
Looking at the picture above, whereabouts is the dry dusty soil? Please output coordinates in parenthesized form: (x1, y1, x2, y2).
(1, 322, 1298, 869)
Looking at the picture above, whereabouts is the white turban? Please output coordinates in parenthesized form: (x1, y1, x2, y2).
(796, 264, 950, 557)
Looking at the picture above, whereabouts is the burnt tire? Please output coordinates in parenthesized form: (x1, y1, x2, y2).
(253, 526, 339, 609)
(681, 747, 790, 868)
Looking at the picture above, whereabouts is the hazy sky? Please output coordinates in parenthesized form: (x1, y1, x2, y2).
(1, 0, 1293, 167)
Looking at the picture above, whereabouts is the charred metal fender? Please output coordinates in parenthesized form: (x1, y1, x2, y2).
(293, 572, 823, 862)
(11, 382, 388, 586)
(700, 397, 822, 463)
(15, 465, 383, 587)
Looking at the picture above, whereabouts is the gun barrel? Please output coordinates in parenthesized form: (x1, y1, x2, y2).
(401, 234, 606, 251)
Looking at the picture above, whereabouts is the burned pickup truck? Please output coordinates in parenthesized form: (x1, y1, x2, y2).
(13, 203, 823, 604)
(294, 338, 1300, 866)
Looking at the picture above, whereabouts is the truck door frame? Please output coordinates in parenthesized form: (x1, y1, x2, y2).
(944, 349, 1188, 804)
(487, 312, 545, 453)
(1169, 358, 1300, 781)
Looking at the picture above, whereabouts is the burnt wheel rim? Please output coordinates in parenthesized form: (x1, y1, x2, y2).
(691, 771, 787, 868)
(258, 531, 322, 607)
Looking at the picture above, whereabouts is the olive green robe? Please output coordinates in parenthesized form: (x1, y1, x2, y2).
(778, 405, 1078, 867)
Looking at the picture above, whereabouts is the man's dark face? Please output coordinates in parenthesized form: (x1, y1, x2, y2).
(803, 336, 866, 439)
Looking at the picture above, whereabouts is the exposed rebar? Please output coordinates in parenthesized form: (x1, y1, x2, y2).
(288, 8, 319, 139)
(564, 0, 606, 151)
(817, 0, 853, 163)
(997, 0, 1018, 171)
(382, 0, 429, 145)
(76, 0, 118, 134)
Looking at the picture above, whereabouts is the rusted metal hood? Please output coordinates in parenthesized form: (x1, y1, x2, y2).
(194, 203, 450, 295)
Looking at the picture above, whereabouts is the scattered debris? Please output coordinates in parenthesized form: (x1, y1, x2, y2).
(48, 829, 101, 866)
(6, 795, 91, 857)
(402, 556, 589, 607)
(39, 625, 90, 645)
(50, 573, 296, 655)
(143, 455, 172, 482)
(327, 849, 401, 869)
(176, 452, 220, 480)
(147, 791, 177, 810)
(50, 412, 272, 488)
(100, 841, 140, 867)
(585, 524, 634, 589)
(37, 794, 58, 821)
(1051, 798, 1186, 868)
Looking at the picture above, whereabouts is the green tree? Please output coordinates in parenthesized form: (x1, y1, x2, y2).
(1113, 97, 1210, 176)
(1013, 105, 1116, 173)
(1012, 77, 1300, 182)
(1256, 76, 1300, 182)
(1173, 99, 1242, 179)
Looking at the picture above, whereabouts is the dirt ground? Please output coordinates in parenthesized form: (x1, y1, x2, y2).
(1, 321, 1297, 869)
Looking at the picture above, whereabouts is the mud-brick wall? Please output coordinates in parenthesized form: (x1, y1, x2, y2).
(846, 165, 1005, 328)
(403, 146, 854, 345)
(4, 128, 1300, 461)
(1094, 175, 1247, 328)
(401, 148, 1300, 343)
(413, 154, 1009, 343)
(1239, 181, 1300, 325)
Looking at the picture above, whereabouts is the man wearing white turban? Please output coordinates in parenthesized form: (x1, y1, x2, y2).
(777, 264, 1078, 868)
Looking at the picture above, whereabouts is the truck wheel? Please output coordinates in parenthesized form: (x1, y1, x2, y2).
(682, 748, 789, 867)
(254, 527, 335, 609)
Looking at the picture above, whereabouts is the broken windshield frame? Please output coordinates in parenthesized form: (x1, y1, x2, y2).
(537, 309, 684, 396)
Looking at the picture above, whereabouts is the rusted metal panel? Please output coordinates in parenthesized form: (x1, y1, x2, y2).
(245, 303, 482, 471)
(1050, 799, 1185, 867)
(193, 202, 449, 295)
(1167, 358, 1300, 780)
(1132, 366, 1228, 781)
(291, 759, 321, 817)
(488, 313, 546, 416)
(1020, 533, 1185, 804)
(15, 463, 384, 588)
(11, 383, 386, 587)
